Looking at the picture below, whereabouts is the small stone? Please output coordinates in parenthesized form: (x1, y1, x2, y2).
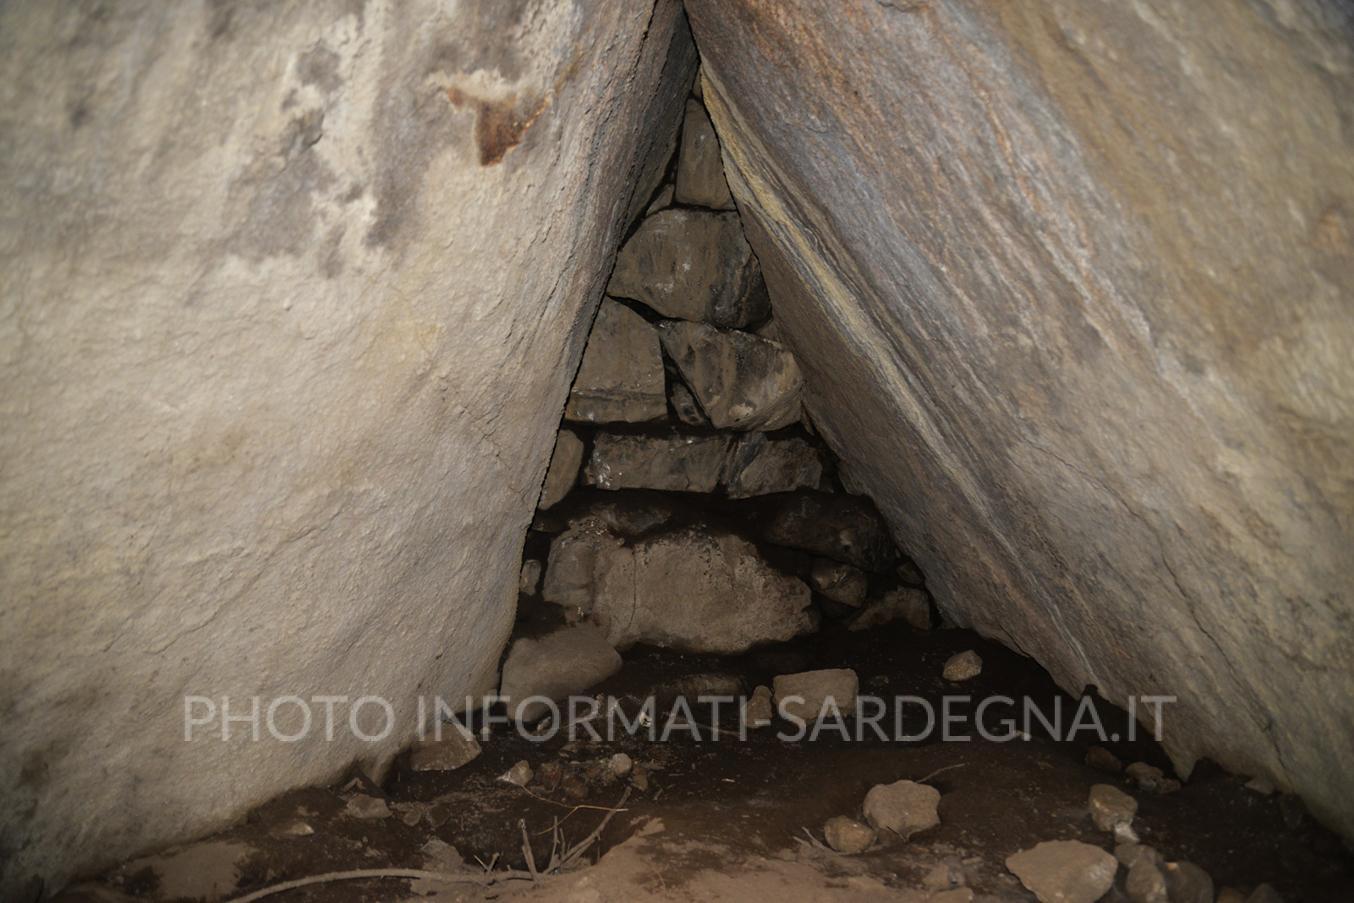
(564, 299, 667, 423)
(345, 794, 392, 819)
(850, 588, 931, 631)
(498, 624, 623, 723)
(822, 815, 876, 854)
(923, 859, 965, 891)
(862, 779, 942, 840)
(584, 432, 733, 493)
(1156, 778, 1182, 795)
(519, 559, 543, 595)
(629, 765, 650, 792)
(670, 380, 708, 426)
(271, 819, 315, 839)
(810, 558, 869, 607)
(1114, 822, 1140, 844)
(536, 761, 564, 792)
(1163, 862, 1214, 903)
(1125, 762, 1165, 792)
(609, 753, 633, 776)
(1006, 840, 1118, 903)
(1126, 858, 1169, 903)
(1114, 843, 1163, 871)
(942, 650, 983, 682)
(1085, 746, 1124, 774)
(760, 491, 897, 571)
(772, 668, 858, 723)
(930, 890, 974, 903)
(1216, 888, 1247, 903)
(409, 722, 482, 772)
(660, 321, 801, 431)
(674, 99, 735, 210)
(745, 684, 774, 728)
(499, 760, 533, 787)
(539, 429, 585, 509)
(1245, 884, 1284, 903)
(562, 774, 589, 799)
(1088, 783, 1138, 832)
(722, 433, 823, 498)
(608, 209, 766, 327)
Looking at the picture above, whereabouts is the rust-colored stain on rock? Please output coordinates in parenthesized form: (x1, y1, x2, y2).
(446, 86, 549, 166)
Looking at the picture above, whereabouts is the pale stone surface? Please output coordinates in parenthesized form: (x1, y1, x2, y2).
(0, 1, 694, 892)
(863, 780, 942, 840)
(661, 321, 802, 430)
(942, 651, 983, 683)
(584, 432, 733, 493)
(409, 725, 482, 773)
(675, 98, 735, 210)
(772, 669, 858, 723)
(746, 684, 774, 728)
(498, 625, 623, 724)
(686, 0, 1354, 838)
(823, 816, 875, 855)
(564, 299, 668, 424)
(1005, 840, 1118, 903)
(539, 430, 585, 509)
(722, 433, 823, 498)
(1088, 784, 1138, 832)
(609, 209, 767, 327)
(587, 524, 818, 653)
(1164, 862, 1215, 903)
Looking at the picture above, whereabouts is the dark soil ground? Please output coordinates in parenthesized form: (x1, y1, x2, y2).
(61, 621, 1353, 902)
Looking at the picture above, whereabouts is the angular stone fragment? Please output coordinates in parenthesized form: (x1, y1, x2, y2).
(519, 559, 543, 596)
(608, 208, 766, 327)
(810, 558, 868, 607)
(863, 779, 941, 840)
(584, 432, 733, 493)
(772, 668, 858, 723)
(660, 321, 801, 430)
(1164, 862, 1215, 903)
(823, 815, 875, 854)
(498, 625, 622, 723)
(564, 299, 667, 423)
(942, 650, 982, 682)
(1126, 858, 1169, 903)
(675, 99, 735, 210)
(539, 429, 585, 509)
(745, 684, 774, 728)
(588, 525, 818, 653)
(760, 492, 897, 571)
(1088, 783, 1137, 832)
(409, 723, 482, 773)
(1005, 840, 1118, 903)
(721, 433, 823, 498)
(850, 588, 931, 632)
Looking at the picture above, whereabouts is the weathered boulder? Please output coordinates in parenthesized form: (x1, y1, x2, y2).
(1005, 840, 1118, 903)
(862, 780, 942, 841)
(686, 0, 1354, 838)
(498, 625, 623, 723)
(809, 559, 869, 607)
(675, 98, 735, 210)
(760, 492, 897, 571)
(564, 299, 667, 424)
(661, 321, 802, 430)
(587, 524, 818, 653)
(543, 517, 628, 614)
(539, 429, 585, 509)
(0, 1, 695, 893)
(721, 433, 823, 498)
(584, 432, 733, 493)
(822, 816, 875, 855)
(608, 208, 767, 327)
(850, 588, 931, 632)
(1163, 862, 1215, 903)
(772, 668, 858, 723)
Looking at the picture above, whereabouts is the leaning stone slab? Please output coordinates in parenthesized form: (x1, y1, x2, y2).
(674, 98, 736, 210)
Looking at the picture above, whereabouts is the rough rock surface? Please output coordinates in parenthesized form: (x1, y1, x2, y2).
(760, 492, 897, 571)
(1088, 784, 1137, 833)
(0, 3, 695, 891)
(863, 780, 942, 840)
(822, 816, 875, 855)
(942, 651, 983, 683)
(539, 429, 585, 509)
(772, 668, 858, 723)
(685, 0, 1354, 838)
(498, 625, 623, 723)
(809, 559, 868, 607)
(542, 518, 627, 613)
(722, 433, 823, 498)
(675, 98, 735, 210)
(1005, 840, 1118, 903)
(587, 524, 818, 653)
(850, 588, 931, 632)
(584, 432, 733, 493)
(661, 321, 802, 430)
(408, 725, 483, 773)
(608, 208, 766, 327)
(563, 299, 668, 424)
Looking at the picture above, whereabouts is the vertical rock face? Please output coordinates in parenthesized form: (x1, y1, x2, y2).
(0, 0, 694, 893)
(685, 0, 1354, 837)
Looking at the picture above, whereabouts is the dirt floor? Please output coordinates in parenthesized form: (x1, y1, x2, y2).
(60, 623, 1353, 902)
